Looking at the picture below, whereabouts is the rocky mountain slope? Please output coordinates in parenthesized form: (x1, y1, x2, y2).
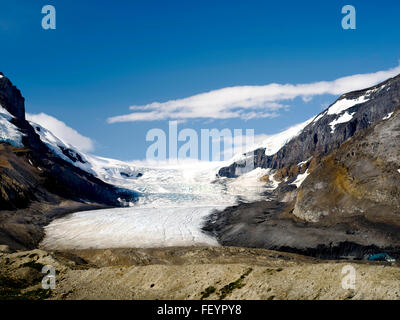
(293, 109, 400, 224)
(0, 73, 136, 249)
(219, 74, 400, 178)
(205, 76, 400, 259)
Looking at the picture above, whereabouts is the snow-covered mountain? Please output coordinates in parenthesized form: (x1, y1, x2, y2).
(219, 73, 400, 179)
(230, 118, 314, 163)
(0, 73, 136, 215)
(29, 121, 142, 189)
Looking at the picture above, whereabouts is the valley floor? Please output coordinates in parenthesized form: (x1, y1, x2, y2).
(1, 246, 399, 300)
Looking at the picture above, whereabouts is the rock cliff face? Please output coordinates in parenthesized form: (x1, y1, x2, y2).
(293, 108, 400, 223)
(219, 74, 400, 177)
(0, 73, 25, 121)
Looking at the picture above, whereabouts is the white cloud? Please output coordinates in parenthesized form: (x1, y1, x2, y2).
(26, 113, 95, 152)
(107, 63, 400, 123)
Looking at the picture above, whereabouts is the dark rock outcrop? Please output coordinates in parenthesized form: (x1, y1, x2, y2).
(0, 72, 25, 121)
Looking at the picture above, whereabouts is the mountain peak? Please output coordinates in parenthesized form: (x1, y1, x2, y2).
(0, 73, 25, 121)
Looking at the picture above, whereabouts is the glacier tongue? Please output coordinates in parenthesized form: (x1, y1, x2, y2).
(41, 206, 222, 249)
(41, 160, 271, 249)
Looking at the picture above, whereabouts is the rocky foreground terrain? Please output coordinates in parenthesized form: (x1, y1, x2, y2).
(1, 245, 400, 300)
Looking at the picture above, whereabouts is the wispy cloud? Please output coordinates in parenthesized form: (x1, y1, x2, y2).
(107, 63, 400, 123)
(27, 113, 95, 152)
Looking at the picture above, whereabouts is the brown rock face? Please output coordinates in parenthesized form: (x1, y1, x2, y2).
(293, 108, 400, 223)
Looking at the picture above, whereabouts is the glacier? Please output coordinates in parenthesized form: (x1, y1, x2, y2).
(37, 120, 296, 249)
(29, 114, 307, 249)
(41, 161, 271, 249)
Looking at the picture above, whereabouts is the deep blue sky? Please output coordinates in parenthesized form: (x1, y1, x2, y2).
(1, 0, 400, 160)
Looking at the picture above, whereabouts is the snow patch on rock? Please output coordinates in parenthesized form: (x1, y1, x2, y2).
(0, 106, 23, 147)
(327, 96, 369, 115)
(329, 112, 355, 133)
(383, 112, 394, 120)
(298, 157, 312, 167)
(291, 170, 310, 188)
